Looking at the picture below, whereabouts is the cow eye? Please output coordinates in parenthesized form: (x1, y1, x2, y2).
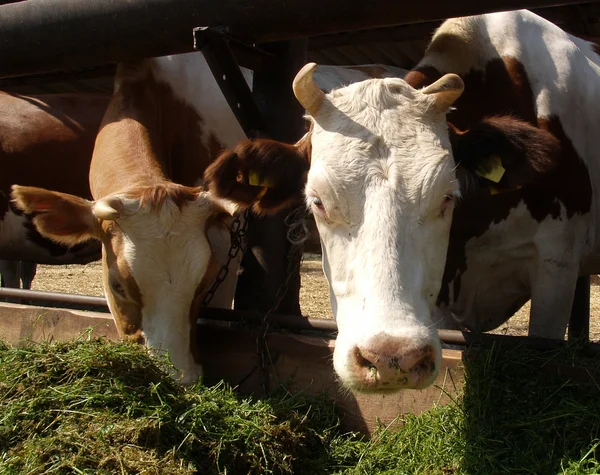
(440, 194, 455, 218)
(110, 278, 126, 297)
(310, 196, 325, 213)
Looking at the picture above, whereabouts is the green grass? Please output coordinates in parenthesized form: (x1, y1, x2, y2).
(1, 337, 600, 474)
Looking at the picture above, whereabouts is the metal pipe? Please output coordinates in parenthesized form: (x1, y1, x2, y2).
(4, 287, 599, 354)
(198, 307, 338, 333)
(0, 0, 597, 78)
(0, 287, 109, 309)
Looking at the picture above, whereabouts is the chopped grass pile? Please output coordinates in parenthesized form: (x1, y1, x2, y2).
(0, 338, 340, 474)
(1, 338, 600, 474)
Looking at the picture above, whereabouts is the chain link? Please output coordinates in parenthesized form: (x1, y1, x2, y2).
(256, 205, 308, 394)
(201, 210, 249, 307)
(201, 205, 309, 395)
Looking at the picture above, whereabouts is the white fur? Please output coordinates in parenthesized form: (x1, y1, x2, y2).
(308, 78, 458, 388)
(114, 194, 215, 383)
(153, 52, 251, 150)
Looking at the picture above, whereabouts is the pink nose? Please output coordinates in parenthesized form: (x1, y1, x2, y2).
(348, 334, 438, 391)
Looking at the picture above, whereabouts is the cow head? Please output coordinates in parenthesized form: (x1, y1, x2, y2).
(297, 64, 463, 392)
(11, 183, 240, 384)
(208, 63, 560, 393)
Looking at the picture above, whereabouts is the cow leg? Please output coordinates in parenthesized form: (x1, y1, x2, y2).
(529, 264, 579, 340)
(0, 260, 22, 288)
(20, 261, 37, 290)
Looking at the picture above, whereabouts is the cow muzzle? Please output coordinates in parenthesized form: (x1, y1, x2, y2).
(337, 333, 441, 392)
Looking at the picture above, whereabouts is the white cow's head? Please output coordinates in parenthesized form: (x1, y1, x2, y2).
(297, 64, 464, 391)
(11, 184, 229, 384)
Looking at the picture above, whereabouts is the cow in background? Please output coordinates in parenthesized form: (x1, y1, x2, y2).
(0, 92, 108, 291)
(204, 10, 600, 392)
(0, 260, 36, 289)
(0, 92, 108, 265)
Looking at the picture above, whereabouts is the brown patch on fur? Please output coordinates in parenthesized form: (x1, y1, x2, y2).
(404, 66, 442, 89)
(101, 225, 144, 343)
(205, 138, 310, 214)
(434, 54, 592, 308)
(91, 59, 217, 198)
(124, 182, 203, 212)
(0, 92, 108, 219)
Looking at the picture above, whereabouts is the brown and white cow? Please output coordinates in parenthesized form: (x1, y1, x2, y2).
(0, 92, 108, 266)
(12, 53, 257, 383)
(206, 10, 600, 392)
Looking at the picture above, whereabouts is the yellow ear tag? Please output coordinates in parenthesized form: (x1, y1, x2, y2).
(248, 171, 275, 188)
(475, 155, 505, 184)
(249, 170, 261, 186)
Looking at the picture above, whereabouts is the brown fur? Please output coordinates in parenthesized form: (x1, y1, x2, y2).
(124, 183, 204, 212)
(413, 53, 593, 308)
(205, 138, 310, 214)
(11, 185, 99, 246)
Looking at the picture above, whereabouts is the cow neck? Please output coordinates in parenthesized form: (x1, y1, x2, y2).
(90, 60, 218, 199)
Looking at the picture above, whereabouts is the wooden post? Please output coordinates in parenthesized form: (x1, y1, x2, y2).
(568, 275, 590, 342)
(234, 40, 307, 315)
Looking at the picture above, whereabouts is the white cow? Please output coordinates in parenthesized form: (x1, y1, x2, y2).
(207, 10, 600, 392)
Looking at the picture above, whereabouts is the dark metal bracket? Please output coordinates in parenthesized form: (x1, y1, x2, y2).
(193, 26, 268, 139)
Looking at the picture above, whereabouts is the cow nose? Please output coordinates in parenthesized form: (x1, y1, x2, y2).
(349, 335, 438, 391)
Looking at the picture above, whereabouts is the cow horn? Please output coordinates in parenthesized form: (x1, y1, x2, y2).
(293, 62, 326, 116)
(421, 73, 464, 110)
(93, 196, 122, 221)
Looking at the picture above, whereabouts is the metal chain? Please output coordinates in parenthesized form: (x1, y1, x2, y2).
(201, 210, 249, 307)
(256, 205, 308, 394)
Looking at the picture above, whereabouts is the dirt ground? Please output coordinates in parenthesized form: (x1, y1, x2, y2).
(30, 254, 600, 340)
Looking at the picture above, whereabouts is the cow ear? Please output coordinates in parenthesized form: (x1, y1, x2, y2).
(11, 185, 100, 246)
(451, 117, 561, 192)
(204, 137, 310, 215)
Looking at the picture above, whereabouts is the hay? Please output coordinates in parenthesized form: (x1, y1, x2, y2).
(2, 338, 600, 474)
(0, 338, 339, 475)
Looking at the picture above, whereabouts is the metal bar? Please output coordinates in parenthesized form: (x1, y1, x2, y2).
(199, 307, 338, 333)
(0, 287, 109, 309)
(3, 288, 598, 355)
(568, 275, 591, 342)
(193, 27, 267, 138)
(0, 0, 598, 78)
(234, 40, 308, 316)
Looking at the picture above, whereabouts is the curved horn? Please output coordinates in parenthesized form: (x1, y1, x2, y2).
(293, 62, 326, 116)
(421, 73, 464, 111)
(93, 196, 122, 221)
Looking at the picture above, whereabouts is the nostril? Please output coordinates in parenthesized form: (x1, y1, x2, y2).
(353, 347, 379, 380)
